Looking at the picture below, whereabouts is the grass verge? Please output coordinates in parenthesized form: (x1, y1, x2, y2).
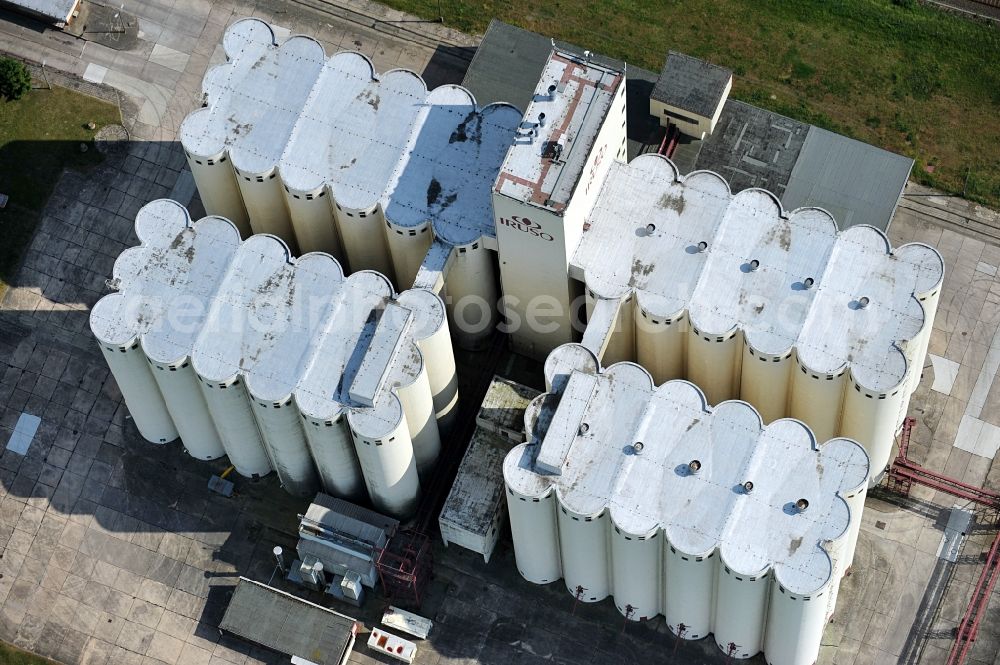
(388, 0, 1000, 207)
(0, 641, 58, 664)
(0, 84, 120, 297)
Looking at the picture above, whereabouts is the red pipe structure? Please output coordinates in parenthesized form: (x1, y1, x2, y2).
(946, 530, 1000, 665)
(886, 417, 1000, 665)
(657, 124, 680, 159)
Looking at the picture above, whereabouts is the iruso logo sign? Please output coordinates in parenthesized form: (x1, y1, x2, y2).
(499, 215, 554, 242)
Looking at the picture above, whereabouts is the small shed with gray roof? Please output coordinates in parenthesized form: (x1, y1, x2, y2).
(650, 51, 733, 138)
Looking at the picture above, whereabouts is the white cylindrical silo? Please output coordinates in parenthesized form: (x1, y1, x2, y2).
(740, 345, 792, 424)
(762, 580, 829, 665)
(904, 246, 944, 398)
(97, 341, 178, 444)
(386, 220, 433, 291)
(184, 151, 250, 237)
(335, 203, 395, 279)
(790, 361, 845, 443)
(397, 365, 440, 480)
(635, 307, 687, 384)
(663, 543, 716, 641)
(610, 525, 661, 621)
(283, 185, 343, 259)
(443, 241, 498, 350)
(506, 484, 561, 584)
(840, 486, 867, 574)
(234, 167, 297, 253)
(250, 397, 319, 497)
(714, 564, 769, 659)
(198, 375, 272, 478)
(840, 377, 904, 482)
(557, 504, 609, 603)
(148, 358, 224, 459)
(351, 417, 420, 518)
(401, 290, 459, 433)
(300, 413, 366, 500)
(687, 328, 741, 405)
(823, 486, 866, 622)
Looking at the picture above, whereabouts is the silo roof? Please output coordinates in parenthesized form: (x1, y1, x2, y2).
(181, 18, 521, 247)
(89, 200, 242, 363)
(572, 154, 944, 392)
(89, 201, 444, 440)
(494, 50, 624, 213)
(503, 344, 870, 595)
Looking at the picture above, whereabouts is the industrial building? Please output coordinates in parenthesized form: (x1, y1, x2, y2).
(220, 577, 359, 664)
(504, 343, 870, 665)
(650, 51, 733, 139)
(80, 20, 954, 661)
(1, 0, 80, 26)
(89, 199, 457, 517)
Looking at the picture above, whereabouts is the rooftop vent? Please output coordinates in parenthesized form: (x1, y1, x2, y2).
(697, 241, 708, 253)
(547, 84, 557, 99)
(742, 481, 754, 494)
(632, 441, 644, 454)
(858, 296, 870, 309)
(689, 459, 702, 473)
(538, 112, 546, 128)
(803, 277, 815, 289)
(646, 223, 656, 235)
(749, 259, 760, 272)
(579, 423, 590, 435)
(542, 140, 564, 162)
(795, 498, 809, 512)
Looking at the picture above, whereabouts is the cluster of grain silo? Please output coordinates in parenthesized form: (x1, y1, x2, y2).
(179, 18, 522, 349)
(568, 154, 943, 479)
(503, 343, 870, 665)
(89, 200, 457, 517)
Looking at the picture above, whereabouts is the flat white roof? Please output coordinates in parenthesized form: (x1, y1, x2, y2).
(89, 200, 242, 363)
(504, 344, 870, 595)
(181, 18, 521, 247)
(90, 201, 444, 440)
(495, 50, 623, 213)
(8, 0, 76, 23)
(573, 155, 944, 392)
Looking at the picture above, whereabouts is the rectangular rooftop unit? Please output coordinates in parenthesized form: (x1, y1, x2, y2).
(439, 377, 539, 562)
(219, 577, 359, 665)
(297, 493, 399, 588)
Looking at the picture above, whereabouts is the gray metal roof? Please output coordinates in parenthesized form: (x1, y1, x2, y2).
(308, 493, 399, 534)
(651, 51, 732, 118)
(781, 126, 914, 231)
(220, 578, 357, 664)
